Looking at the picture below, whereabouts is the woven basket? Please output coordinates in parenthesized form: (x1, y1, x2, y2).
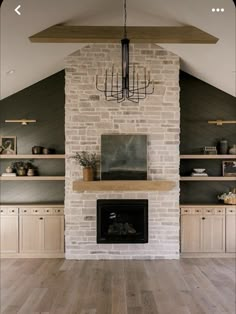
(224, 198, 236, 205)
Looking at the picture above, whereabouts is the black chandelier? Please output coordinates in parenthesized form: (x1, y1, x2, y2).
(96, 0, 154, 103)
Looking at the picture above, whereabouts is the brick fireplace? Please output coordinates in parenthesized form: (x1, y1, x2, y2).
(65, 43, 180, 259)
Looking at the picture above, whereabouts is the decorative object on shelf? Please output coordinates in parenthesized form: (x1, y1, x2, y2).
(5, 166, 13, 173)
(42, 147, 55, 154)
(71, 151, 98, 181)
(5, 119, 36, 126)
(229, 145, 236, 155)
(191, 168, 208, 177)
(208, 120, 236, 126)
(95, 0, 154, 103)
(0, 136, 16, 155)
(218, 189, 236, 205)
(11, 161, 37, 176)
(222, 161, 236, 176)
(203, 146, 217, 155)
(32, 146, 43, 154)
(219, 139, 228, 154)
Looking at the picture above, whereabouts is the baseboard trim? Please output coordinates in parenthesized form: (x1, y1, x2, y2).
(0, 253, 65, 258)
(181, 252, 236, 258)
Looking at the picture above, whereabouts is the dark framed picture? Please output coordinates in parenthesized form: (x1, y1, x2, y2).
(222, 161, 236, 176)
(0, 136, 17, 155)
(101, 134, 147, 180)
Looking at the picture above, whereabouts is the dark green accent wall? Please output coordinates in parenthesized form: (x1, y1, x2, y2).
(0, 71, 65, 204)
(180, 71, 236, 204)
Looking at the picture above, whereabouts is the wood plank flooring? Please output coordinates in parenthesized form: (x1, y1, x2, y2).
(0, 258, 235, 314)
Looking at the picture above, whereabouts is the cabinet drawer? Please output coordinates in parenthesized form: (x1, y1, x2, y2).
(53, 208, 64, 215)
(226, 208, 236, 215)
(20, 208, 31, 215)
(214, 208, 225, 215)
(43, 208, 53, 215)
(7, 208, 18, 215)
(193, 208, 202, 215)
(0, 208, 8, 215)
(30, 208, 43, 215)
(204, 208, 214, 215)
(181, 208, 192, 215)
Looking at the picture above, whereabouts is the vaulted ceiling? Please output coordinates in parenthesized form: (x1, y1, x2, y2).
(1, 0, 235, 99)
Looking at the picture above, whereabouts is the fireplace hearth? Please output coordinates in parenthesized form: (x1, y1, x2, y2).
(97, 199, 148, 243)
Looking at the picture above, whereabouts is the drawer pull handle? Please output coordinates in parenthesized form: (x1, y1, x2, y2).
(202, 217, 206, 220)
(1, 210, 3, 212)
(35, 210, 38, 212)
(184, 210, 188, 212)
(39, 217, 43, 220)
(230, 210, 233, 212)
(24, 210, 27, 212)
(196, 210, 199, 212)
(46, 210, 49, 212)
(12, 210, 15, 212)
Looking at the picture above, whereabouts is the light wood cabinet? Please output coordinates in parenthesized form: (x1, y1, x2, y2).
(226, 208, 236, 253)
(20, 216, 42, 253)
(1, 205, 64, 257)
(202, 215, 225, 252)
(0, 208, 19, 253)
(181, 206, 226, 253)
(181, 214, 201, 252)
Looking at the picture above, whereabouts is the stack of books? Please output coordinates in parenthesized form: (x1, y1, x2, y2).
(1, 173, 16, 177)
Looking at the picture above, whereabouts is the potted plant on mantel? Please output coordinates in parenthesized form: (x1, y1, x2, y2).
(71, 151, 98, 181)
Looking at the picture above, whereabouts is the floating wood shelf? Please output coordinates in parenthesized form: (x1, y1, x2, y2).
(180, 204, 236, 208)
(73, 180, 176, 192)
(180, 155, 236, 159)
(0, 154, 65, 159)
(0, 176, 65, 181)
(180, 177, 236, 181)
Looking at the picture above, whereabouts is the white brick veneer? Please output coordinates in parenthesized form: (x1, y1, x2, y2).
(65, 43, 180, 259)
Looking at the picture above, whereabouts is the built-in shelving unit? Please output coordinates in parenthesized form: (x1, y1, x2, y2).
(180, 176, 236, 181)
(0, 176, 65, 181)
(0, 154, 65, 159)
(180, 155, 236, 159)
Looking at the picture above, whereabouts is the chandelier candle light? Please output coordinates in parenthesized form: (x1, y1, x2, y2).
(96, 0, 154, 103)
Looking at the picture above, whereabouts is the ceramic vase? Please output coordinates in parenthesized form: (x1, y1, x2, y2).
(83, 167, 93, 181)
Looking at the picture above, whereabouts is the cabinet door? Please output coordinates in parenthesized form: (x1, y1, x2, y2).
(226, 214, 236, 253)
(20, 216, 42, 253)
(0, 216, 18, 253)
(181, 215, 201, 252)
(42, 216, 64, 253)
(202, 215, 225, 252)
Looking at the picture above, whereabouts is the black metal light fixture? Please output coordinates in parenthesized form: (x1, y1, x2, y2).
(96, 0, 154, 103)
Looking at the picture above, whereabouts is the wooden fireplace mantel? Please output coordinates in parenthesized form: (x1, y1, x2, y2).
(73, 180, 176, 192)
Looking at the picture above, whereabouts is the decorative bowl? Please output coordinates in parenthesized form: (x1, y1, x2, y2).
(193, 168, 206, 173)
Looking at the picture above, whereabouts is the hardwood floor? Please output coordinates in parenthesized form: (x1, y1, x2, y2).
(0, 258, 235, 314)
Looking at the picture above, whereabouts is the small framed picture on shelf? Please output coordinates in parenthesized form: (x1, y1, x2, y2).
(0, 136, 17, 155)
(222, 160, 236, 176)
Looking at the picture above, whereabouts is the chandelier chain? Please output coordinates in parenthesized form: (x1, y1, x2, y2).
(124, 0, 127, 38)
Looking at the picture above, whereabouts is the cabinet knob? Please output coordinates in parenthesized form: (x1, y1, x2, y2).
(202, 217, 206, 220)
(39, 217, 43, 220)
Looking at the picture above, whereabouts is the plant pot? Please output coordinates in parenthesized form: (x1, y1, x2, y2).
(27, 168, 35, 176)
(17, 168, 26, 176)
(83, 167, 93, 181)
(32, 146, 43, 154)
(5, 166, 13, 173)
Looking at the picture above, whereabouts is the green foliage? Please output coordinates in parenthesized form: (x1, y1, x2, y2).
(71, 151, 98, 169)
(11, 161, 36, 170)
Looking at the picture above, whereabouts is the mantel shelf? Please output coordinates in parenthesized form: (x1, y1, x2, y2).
(0, 154, 65, 159)
(73, 180, 176, 192)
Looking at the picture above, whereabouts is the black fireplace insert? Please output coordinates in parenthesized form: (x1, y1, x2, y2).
(97, 199, 148, 243)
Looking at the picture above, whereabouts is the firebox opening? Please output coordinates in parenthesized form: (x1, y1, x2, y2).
(97, 199, 148, 244)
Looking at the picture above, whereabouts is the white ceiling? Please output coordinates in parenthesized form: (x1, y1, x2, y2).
(1, 0, 235, 99)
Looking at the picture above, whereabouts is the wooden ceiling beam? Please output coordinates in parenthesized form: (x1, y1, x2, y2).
(29, 25, 218, 44)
